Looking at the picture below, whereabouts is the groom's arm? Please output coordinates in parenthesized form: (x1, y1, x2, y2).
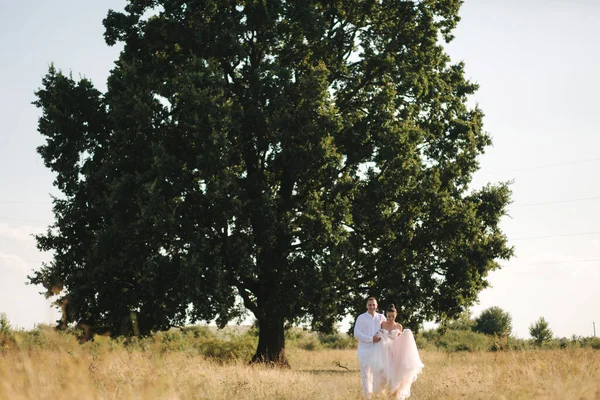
(353, 316, 380, 343)
(353, 317, 373, 343)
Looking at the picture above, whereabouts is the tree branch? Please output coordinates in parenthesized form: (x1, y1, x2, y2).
(235, 283, 259, 316)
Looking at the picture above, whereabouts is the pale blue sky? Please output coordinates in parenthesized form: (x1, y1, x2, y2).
(1, 1, 599, 338)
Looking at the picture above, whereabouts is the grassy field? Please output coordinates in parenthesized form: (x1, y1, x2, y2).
(1, 335, 599, 400)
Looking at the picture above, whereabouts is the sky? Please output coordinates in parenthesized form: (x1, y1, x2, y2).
(1, 1, 599, 339)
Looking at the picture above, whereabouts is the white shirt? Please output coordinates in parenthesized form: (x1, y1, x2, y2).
(353, 311, 386, 353)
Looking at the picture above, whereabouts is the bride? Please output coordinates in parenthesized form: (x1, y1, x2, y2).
(371, 304, 424, 399)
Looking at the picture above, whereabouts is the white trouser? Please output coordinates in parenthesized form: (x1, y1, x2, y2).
(358, 351, 374, 398)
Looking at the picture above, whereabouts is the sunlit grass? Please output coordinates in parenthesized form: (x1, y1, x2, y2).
(1, 329, 598, 399)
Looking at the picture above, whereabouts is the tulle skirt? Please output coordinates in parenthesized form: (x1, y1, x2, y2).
(371, 329, 424, 399)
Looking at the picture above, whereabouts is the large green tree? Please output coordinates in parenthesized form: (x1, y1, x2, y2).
(30, 0, 513, 365)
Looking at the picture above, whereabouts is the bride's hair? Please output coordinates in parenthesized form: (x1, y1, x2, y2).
(386, 304, 397, 313)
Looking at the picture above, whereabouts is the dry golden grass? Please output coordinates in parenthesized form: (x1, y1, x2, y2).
(1, 340, 599, 399)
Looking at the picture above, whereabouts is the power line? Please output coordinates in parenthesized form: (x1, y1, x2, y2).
(511, 196, 600, 208)
(0, 217, 49, 224)
(528, 259, 600, 265)
(0, 257, 49, 265)
(511, 231, 600, 240)
(0, 236, 38, 242)
(1, 201, 57, 206)
(488, 156, 600, 174)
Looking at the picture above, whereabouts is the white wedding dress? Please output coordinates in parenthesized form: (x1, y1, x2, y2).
(371, 328, 424, 399)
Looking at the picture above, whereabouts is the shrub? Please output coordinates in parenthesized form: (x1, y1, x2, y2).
(0, 313, 11, 334)
(317, 332, 356, 350)
(194, 334, 257, 361)
(414, 332, 436, 351)
(0, 313, 14, 350)
(474, 307, 512, 336)
(421, 328, 492, 352)
(578, 336, 600, 350)
(529, 317, 553, 347)
(505, 336, 531, 351)
(180, 325, 213, 339)
(447, 310, 476, 331)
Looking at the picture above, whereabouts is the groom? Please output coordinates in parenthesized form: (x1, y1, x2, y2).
(353, 296, 386, 398)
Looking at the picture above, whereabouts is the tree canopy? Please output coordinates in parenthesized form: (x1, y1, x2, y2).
(30, 0, 513, 364)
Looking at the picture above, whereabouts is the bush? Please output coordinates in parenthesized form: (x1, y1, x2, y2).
(317, 332, 356, 350)
(299, 336, 323, 351)
(285, 327, 311, 342)
(421, 328, 492, 352)
(0, 313, 14, 350)
(195, 334, 257, 361)
(0, 313, 11, 334)
(180, 325, 214, 339)
(505, 336, 532, 351)
(447, 310, 476, 331)
(529, 317, 553, 347)
(2, 323, 259, 362)
(284, 327, 356, 350)
(474, 307, 512, 336)
(153, 330, 190, 352)
(18, 327, 49, 350)
(565, 335, 600, 350)
(143, 328, 258, 361)
(414, 332, 437, 351)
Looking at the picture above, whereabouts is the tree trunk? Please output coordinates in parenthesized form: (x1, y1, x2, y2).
(251, 315, 289, 367)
